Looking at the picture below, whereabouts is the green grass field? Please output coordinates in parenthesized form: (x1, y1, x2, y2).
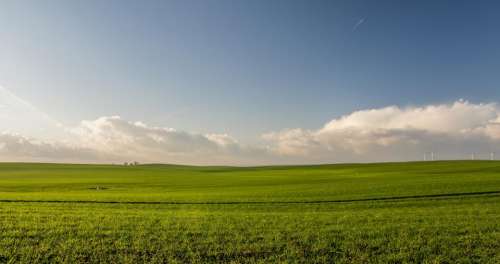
(0, 161, 499, 263)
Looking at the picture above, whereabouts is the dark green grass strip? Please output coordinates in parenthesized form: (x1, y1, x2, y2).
(0, 190, 499, 205)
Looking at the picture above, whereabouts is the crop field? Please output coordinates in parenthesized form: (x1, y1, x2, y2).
(0, 161, 499, 263)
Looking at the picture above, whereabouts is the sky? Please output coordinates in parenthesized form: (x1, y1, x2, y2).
(1, 0, 500, 165)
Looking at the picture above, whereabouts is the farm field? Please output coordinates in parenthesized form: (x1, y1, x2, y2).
(0, 161, 499, 263)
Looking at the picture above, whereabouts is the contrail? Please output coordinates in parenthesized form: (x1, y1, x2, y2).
(352, 18, 365, 32)
(0, 85, 62, 127)
(0, 85, 67, 141)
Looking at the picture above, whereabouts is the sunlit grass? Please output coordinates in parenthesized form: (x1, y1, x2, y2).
(0, 161, 499, 263)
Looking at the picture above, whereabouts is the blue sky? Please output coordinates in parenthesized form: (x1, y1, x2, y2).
(1, 1, 500, 164)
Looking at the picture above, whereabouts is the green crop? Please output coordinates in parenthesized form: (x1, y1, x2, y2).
(0, 161, 499, 263)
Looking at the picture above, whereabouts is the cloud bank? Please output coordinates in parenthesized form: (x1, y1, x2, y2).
(263, 100, 500, 163)
(0, 117, 272, 165)
(69, 116, 265, 165)
(1, 87, 500, 165)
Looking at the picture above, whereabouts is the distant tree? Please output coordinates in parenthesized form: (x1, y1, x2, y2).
(124, 162, 128, 166)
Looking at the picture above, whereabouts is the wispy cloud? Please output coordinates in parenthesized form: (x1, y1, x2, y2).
(352, 18, 365, 31)
(0, 85, 64, 139)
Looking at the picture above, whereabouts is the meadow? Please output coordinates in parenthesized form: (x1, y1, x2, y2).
(0, 161, 499, 263)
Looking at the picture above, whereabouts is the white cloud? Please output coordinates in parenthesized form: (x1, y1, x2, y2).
(67, 116, 267, 165)
(2, 88, 500, 165)
(320, 100, 497, 133)
(0, 133, 105, 162)
(71, 116, 232, 155)
(0, 115, 269, 165)
(263, 100, 500, 163)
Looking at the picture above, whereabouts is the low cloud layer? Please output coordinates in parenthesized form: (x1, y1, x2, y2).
(0, 133, 104, 163)
(1, 91, 500, 165)
(69, 116, 265, 165)
(0, 117, 269, 165)
(263, 100, 500, 163)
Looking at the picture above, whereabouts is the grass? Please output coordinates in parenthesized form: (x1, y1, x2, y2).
(0, 161, 499, 263)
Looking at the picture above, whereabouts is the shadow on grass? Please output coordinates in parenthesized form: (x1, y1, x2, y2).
(0, 190, 499, 205)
